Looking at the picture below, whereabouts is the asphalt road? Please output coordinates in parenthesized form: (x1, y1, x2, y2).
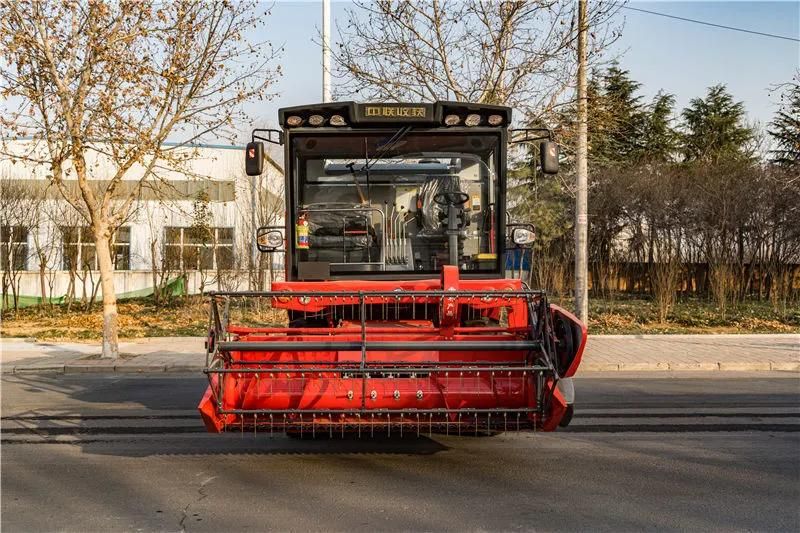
(2, 373, 799, 532)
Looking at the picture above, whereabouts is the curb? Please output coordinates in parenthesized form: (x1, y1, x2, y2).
(4, 361, 797, 374)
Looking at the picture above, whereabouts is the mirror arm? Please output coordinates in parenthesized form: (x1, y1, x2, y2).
(252, 129, 284, 146)
(509, 128, 552, 144)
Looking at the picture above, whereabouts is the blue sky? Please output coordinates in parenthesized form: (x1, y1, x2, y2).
(248, 0, 799, 132)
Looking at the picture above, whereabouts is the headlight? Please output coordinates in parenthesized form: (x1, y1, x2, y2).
(266, 231, 283, 247)
(512, 227, 535, 245)
(308, 114, 325, 126)
(464, 113, 481, 126)
(257, 228, 284, 252)
(286, 115, 303, 127)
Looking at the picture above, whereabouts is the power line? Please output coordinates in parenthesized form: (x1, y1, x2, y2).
(622, 4, 800, 43)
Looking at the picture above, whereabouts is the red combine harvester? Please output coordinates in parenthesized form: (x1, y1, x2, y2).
(199, 102, 586, 436)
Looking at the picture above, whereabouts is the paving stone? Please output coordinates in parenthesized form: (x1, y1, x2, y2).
(114, 362, 166, 373)
(770, 361, 800, 372)
(13, 364, 65, 374)
(718, 361, 772, 372)
(64, 360, 117, 373)
(668, 361, 720, 371)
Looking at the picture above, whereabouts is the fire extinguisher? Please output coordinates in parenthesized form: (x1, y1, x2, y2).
(296, 213, 310, 249)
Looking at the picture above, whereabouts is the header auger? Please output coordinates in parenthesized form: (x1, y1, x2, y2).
(198, 101, 586, 436)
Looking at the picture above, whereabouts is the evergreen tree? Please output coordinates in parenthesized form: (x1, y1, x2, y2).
(681, 84, 753, 163)
(639, 92, 678, 163)
(768, 75, 800, 166)
(590, 64, 646, 165)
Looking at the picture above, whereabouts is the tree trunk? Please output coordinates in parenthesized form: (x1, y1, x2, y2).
(150, 239, 159, 306)
(38, 255, 48, 311)
(95, 229, 119, 359)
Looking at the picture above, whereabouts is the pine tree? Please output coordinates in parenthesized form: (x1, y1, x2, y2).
(590, 65, 646, 165)
(681, 85, 753, 163)
(768, 75, 800, 166)
(639, 92, 678, 163)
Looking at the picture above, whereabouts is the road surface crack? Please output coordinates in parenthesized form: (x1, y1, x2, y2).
(179, 475, 216, 532)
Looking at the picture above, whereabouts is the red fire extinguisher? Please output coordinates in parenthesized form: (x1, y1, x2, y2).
(296, 213, 309, 249)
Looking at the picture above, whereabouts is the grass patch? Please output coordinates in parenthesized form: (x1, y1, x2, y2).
(581, 295, 799, 334)
(0, 296, 287, 340)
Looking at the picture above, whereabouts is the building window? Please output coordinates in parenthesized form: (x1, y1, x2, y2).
(61, 226, 131, 270)
(164, 227, 234, 271)
(113, 227, 131, 270)
(0, 226, 29, 271)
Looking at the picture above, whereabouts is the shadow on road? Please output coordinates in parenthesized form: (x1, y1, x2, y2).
(2, 373, 452, 457)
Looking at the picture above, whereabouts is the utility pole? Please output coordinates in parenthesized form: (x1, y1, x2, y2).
(322, 0, 331, 102)
(575, 0, 589, 323)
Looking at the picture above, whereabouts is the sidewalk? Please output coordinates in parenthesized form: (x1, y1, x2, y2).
(1, 334, 798, 374)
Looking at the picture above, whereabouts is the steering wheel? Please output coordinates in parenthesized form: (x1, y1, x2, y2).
(433, 191, 470, 207)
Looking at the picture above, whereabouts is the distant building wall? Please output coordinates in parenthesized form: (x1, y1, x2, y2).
(0, 140, 285, 305)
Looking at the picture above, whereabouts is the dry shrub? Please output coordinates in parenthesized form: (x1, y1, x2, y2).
(650, 259, 681, 323)
(709, 262, 737, 319)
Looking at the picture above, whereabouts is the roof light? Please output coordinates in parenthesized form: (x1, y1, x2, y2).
(308, 114, 325, 126)
(286, 115, 303, 127)
(464, 114, 481, 127)
(329, 114, 346, 126)
(488, 114, 503, 126)
(444, 114, 461, 126)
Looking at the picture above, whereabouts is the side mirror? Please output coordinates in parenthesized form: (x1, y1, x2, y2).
(540, 141, 559, 174)
(509, 224, 536, 248)
(246, 141, 265, 176)
(256, 226, 285, 253)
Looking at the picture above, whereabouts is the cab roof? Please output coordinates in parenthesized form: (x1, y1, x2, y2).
(278, 101, 512, 129)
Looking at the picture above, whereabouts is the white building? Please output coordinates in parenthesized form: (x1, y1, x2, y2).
(0, 140, 284, 307)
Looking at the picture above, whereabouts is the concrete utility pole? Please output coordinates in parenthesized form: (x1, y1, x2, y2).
(575, 0, 589, 323)
(322, 0, 332, 102)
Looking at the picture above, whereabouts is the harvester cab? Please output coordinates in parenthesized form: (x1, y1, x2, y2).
(199, 102, 587, 436)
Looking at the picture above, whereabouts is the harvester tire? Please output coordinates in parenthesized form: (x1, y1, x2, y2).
(559, 404, 574, 427)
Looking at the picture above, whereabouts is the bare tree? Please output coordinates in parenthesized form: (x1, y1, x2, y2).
(0, 178, 41, 312)
(238, 173, 284, 291)
(333, 0, 622, 118)
(30, 198, 61, 312)
(1, 1, 280, 357)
